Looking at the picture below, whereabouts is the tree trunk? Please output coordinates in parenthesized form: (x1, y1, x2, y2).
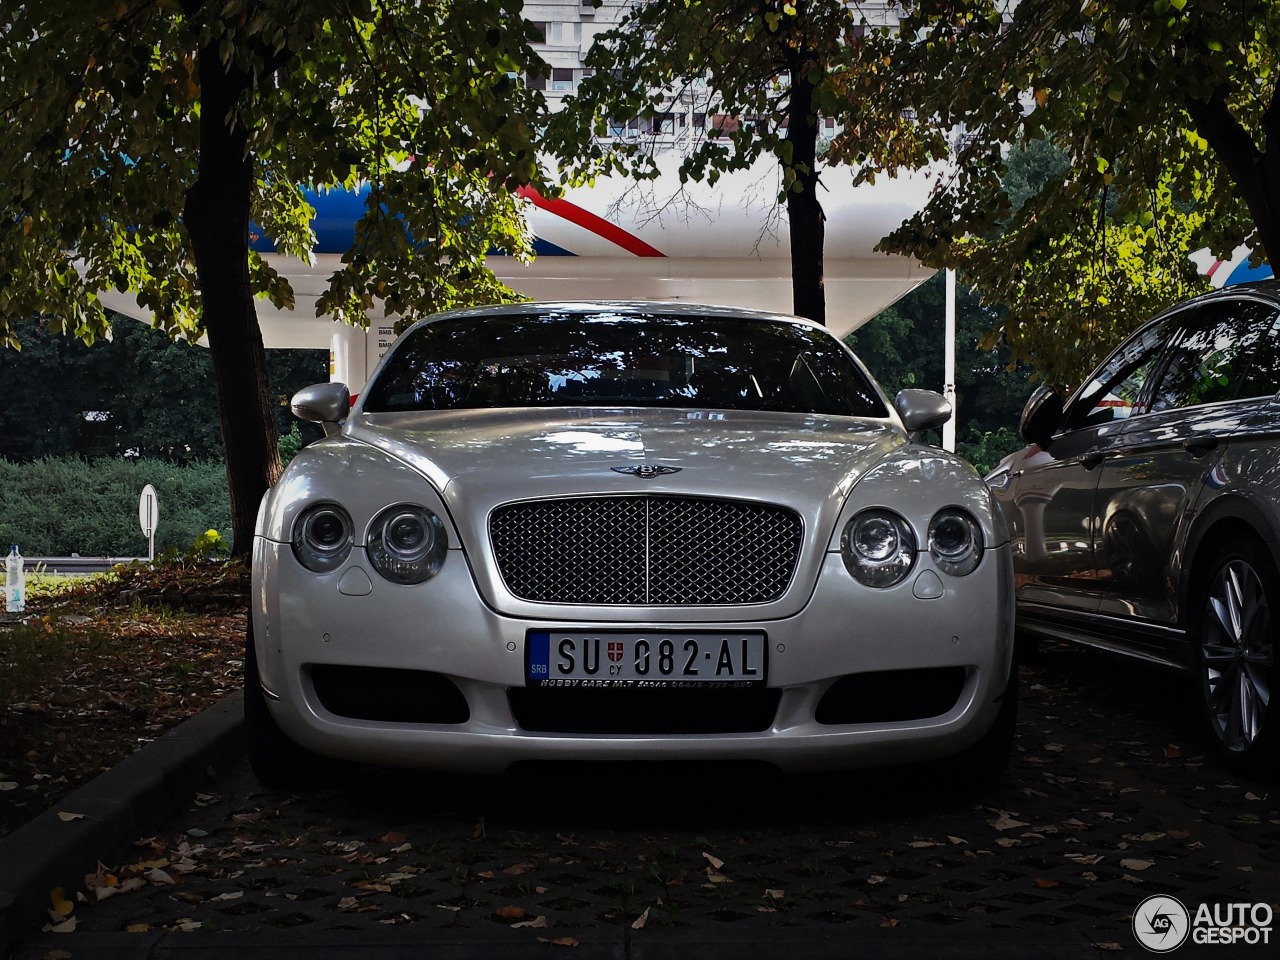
(184, 35, 281, 557)
(785, 57, 826, 325)
(1185, 90, 1280, 272)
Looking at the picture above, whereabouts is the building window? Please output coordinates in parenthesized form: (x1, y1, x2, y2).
(552, 67, 575, 91)
(525, 73, 547, 91)
(529, 21, 548, 43)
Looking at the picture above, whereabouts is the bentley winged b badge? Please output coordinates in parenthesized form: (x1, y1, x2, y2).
(611, 464, 682, 479)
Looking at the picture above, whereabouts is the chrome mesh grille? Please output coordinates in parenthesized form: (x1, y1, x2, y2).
(489, 496, 802, 605)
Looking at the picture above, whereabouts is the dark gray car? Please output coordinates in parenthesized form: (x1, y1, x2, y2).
(988, 281, 1280, 780)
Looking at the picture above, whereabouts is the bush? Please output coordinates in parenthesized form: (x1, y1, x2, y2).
(956, 426, 1025, 478)
(0, 457, 231, 557)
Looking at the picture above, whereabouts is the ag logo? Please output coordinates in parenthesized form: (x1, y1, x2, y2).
(1133, 895, 1190, 953)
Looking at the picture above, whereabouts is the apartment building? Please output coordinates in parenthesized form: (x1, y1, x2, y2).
(522, 1, 902, 144)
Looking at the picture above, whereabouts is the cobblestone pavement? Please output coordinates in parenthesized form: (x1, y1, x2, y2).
(18, 643, 1280, 949)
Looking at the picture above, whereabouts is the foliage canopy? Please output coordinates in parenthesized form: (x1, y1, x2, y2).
(0, 0, 550, 551)
(882, 0, 1278, 387)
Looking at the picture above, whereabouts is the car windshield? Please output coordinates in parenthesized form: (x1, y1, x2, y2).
(361, 309, 888, 418)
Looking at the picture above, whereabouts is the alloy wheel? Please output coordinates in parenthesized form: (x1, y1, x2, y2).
(1200, 558, 1274, 753)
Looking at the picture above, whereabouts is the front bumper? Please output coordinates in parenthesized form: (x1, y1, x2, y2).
(251, 539, 1015, 774)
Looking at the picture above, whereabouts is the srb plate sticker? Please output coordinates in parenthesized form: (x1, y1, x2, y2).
(526, 631, 766, 689)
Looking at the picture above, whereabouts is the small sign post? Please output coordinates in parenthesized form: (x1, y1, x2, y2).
(138, 484, 158, 563)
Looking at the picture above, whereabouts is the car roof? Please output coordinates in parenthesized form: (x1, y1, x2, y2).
(407, 300, 829, 332)
(1173, 279, 1280, 311)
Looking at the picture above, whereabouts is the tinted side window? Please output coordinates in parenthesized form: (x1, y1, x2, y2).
(1148, 301, 1272, 413)
(1236, 304, 1280, 399)
(1071, 318, 1174, 428)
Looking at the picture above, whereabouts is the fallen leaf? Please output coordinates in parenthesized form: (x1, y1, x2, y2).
(0, 781, 18, 792)
(880, 917, 899, 928)
(48, 889, 74, 919)
(990, 812, 1029, 831)
(908, 841, 941, 849)
(503, 861, 535, 877)
(866, 875, 887, 886)
(1066, 854, 1104, 865)
(1119, 859, 1153, 871)
(513, 916, 549, 929)
(764, 888, 785, 900)
(391, 842, 412, 854)
(536, 937, 579, 948)
(1245, 792, 1262, 801)
(947, 836, 968, 845)
(145, 868, 176, 885)
(702, 852, 725, 872)
(56, 812, 85, 823)
(210, 892, 243, 902)
(1163, 745, 1181, 758)
(495, 906, 527, 919)
(379, 831, 408, 844)
(126, 923, 150, 933)
(1033, 878, 1059, 889)
(42, 918, 77, 934)
(631, 906, 650, 930)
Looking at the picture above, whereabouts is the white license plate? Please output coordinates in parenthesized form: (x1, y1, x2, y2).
(526, 631, 767, 688)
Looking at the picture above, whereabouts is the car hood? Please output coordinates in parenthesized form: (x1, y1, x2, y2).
(345, 407, 904, 617)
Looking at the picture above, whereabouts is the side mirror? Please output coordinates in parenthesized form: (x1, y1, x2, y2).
(291, 382, 351, 437)
(893, 388, 952, 439)
(1018, 385, 1064, 448)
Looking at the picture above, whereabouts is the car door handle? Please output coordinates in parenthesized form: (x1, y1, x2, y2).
(1183, 436, 1220, 457)
(1081, 451, 1104, 470)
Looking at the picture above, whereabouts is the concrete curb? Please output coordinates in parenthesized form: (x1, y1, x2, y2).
(0, 693, 244, 953)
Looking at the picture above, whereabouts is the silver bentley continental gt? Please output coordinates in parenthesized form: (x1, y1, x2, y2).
(248, 302, 1017, 788)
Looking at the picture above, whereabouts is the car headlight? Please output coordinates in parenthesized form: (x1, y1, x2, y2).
(928, 508, 984, 577)
(367, 505, 447, 584)
(292, 503, 354, 573)
(841, 509, 917, 587)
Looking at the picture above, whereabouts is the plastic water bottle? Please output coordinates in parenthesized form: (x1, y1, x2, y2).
(6, 545, 25, 613)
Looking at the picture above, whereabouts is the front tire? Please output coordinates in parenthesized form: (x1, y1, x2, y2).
(244, 624, 333, 789)
(941, 665, 1018, 796)
(1192, 539, 1279, 781)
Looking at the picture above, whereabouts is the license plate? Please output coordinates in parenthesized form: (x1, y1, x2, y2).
(526, 631, 767, 689)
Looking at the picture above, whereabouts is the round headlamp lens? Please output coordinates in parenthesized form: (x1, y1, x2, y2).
(368, 505, 447, 584)
(853, 514, 901, 562)
(841, 509, 916, 587)
(292, 504, 354, 573)
(929, 508, 983, 576)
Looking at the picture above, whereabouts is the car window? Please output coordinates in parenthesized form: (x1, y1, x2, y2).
(1071, 317, 1174, 429)
(1147, 301, 1273, 413)
(1235, 303, 1280, 400)
(362, 310, 888, 418)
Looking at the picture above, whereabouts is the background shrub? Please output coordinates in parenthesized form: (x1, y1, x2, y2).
(0, 457, 231, 557)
